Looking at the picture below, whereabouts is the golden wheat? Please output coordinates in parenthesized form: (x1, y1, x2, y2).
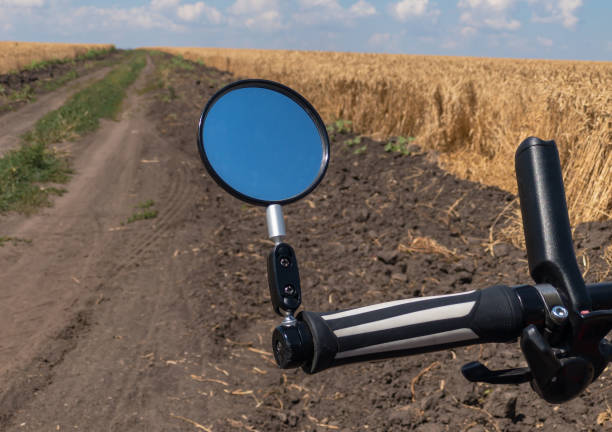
(0, 41, 114, 74)
(154, 47, 612, 225)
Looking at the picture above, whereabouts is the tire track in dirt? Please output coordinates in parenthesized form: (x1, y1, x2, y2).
(0, 64, 115, 157)
(109, 157, 194, 276)
(0, 55, 160, 427)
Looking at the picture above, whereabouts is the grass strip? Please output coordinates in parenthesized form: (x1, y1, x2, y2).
(23, 52, 146, 146)
(0, 141, 71, 213)
(21, 47, 116, 73)
(0, 51, 146, 214)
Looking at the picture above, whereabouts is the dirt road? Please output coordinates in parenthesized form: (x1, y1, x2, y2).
(0, 53, 610, 431)
(0, 65, 115, 157)
(0, 54, 216, 429)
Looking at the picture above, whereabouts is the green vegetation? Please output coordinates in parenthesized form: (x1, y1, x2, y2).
(0, 142, 70, 213)
(127, 209, 158, 224)
(343, 135, 367, 154)
(170, 55, 195, 71)
(8, 84, 35, 103)
(0, 52, 146, 214)
(22, 47, 116, 73)
(326, 119, 353, 142)
(330, 119, 352, 134)
(41, 69, 78, 92)
(137, 199, 155, 209)
(0, 236, 32, 247)
(353, 144, 367, 155)
(344, 136, 361, 147)
(384, 136, 415, 155)
(125, 199, 158, 224)
(22, 52, 146, 146)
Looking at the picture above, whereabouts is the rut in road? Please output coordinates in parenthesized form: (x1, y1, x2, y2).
(0, 64, 115, 157)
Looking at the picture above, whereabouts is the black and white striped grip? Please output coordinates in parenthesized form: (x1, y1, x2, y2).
(299, 285, 524, 374)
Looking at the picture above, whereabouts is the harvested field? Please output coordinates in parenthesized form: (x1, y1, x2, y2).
(153, 47, 612, 227)
(0, 41, 114, 74)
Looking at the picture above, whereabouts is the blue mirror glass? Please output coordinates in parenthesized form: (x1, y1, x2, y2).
(198, 80, 330, 205)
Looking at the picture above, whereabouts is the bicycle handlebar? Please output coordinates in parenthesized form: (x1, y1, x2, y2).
(298, 285, 524, 373)
(273, 282, 612, 376)
(515, 137, 590, 311)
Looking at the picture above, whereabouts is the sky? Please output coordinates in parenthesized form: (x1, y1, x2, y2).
(0, 0, 611, 61)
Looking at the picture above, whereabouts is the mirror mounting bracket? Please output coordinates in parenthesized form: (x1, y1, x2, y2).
(267, 204, 286, 245)
(266, 205, 302, 321)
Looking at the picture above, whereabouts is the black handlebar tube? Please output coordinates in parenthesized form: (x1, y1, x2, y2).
(297, 285, 536, 374)
(286, 282, 612, 375)
(515, 137, 590, 312)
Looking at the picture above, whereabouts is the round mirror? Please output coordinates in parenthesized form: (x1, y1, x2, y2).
(197, 79, 330, 205)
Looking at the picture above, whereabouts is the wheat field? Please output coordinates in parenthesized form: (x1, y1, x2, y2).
(0, 41, 115, 74)
(155, 47, 612, 226)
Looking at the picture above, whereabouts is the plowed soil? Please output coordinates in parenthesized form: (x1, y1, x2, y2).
(0, 52, 611, 432)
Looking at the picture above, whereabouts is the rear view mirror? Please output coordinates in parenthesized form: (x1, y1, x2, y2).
(197, 79, 330, 205)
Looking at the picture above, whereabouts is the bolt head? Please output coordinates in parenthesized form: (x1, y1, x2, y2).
(551, 305, 568, 320)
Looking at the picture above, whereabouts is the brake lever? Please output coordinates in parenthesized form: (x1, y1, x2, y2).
(461, 361, 531, 385)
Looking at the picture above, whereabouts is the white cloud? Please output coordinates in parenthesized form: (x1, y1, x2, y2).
(299, 0, 340, 8)
(150, 0, 179, 10)
(458, 0, 513, 11)
(537, 36, 553, 46)
(532, 0, 582, 29)
(0, 0, 44, 6)
(177, 2, 222, 23)
(71, 5, 184, 32)
(391, 0, 440, 21)
(349, 0, 376, 18)
(245, 9, 282, 29)
(229, 0, 278, 15)
(177, 2, 203, 21)
(558, 0, 581, 28)
(392, 0, 429, 20)
(483, 16, 520, 29)
(227, 0, 283, 30)
(294, 0, 375, 26)
(458, 0, 520, 31)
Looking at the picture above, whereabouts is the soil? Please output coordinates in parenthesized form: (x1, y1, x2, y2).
(0, 52, 611, 432)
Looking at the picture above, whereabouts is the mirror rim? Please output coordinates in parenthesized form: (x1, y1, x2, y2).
(197, 79, 330, 206)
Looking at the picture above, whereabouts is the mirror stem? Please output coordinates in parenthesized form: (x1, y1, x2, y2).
(266, 204, 286, 245)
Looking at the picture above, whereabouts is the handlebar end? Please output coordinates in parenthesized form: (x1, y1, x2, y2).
(272, 321, 313, 369)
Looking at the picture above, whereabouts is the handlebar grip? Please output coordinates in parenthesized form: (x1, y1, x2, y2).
(299, 285, 524, 374)
(515, 137, 590, 311)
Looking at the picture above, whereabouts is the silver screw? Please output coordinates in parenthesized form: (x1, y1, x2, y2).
(551, 305, 568, 320)
(280, 257, 290, 268)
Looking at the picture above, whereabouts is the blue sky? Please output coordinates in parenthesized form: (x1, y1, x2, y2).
(1, 0, 611, 61)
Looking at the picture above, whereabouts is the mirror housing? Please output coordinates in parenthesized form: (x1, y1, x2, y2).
(197, 79, 330, 206)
